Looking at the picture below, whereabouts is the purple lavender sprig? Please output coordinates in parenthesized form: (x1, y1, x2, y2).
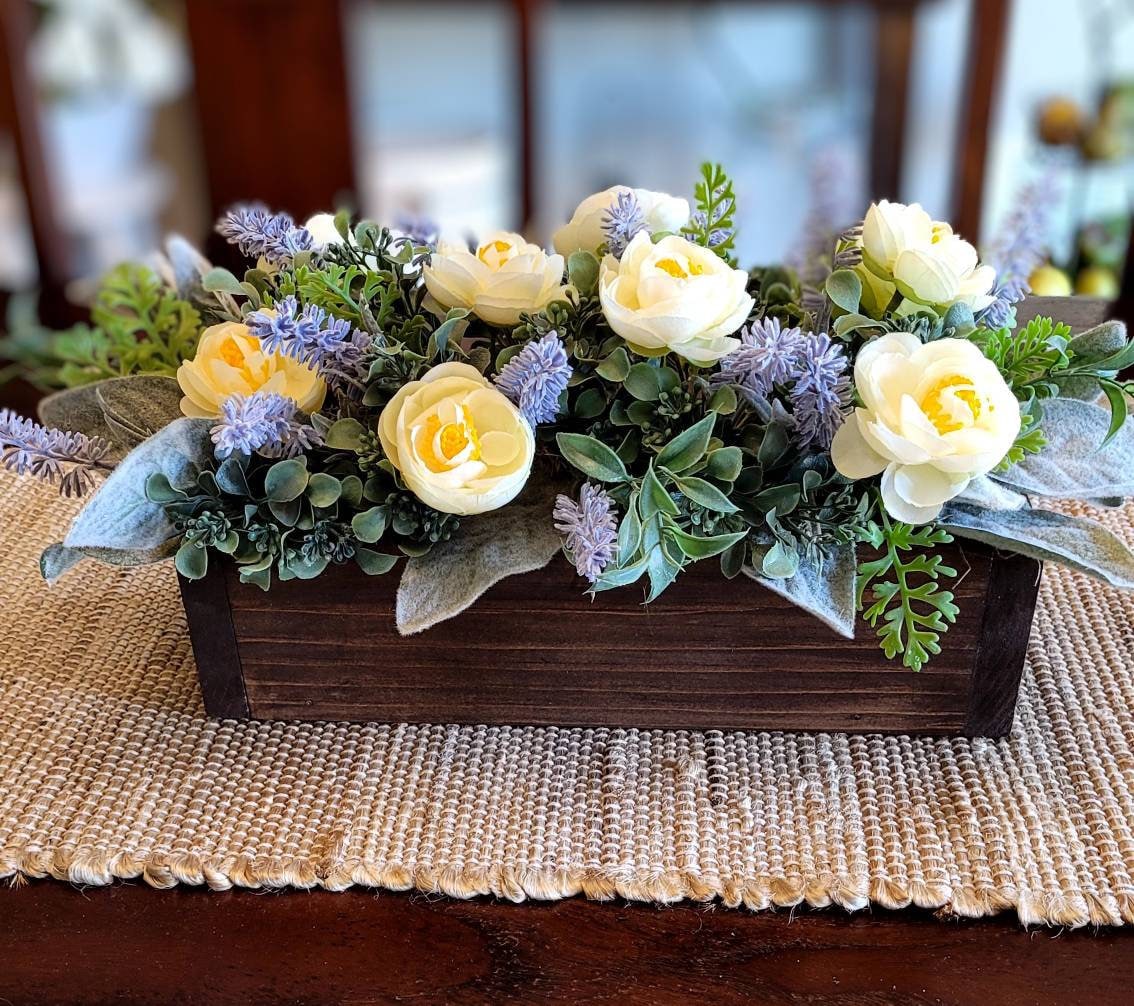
(602, 190, 647, 257)
(247, 296, 373, 394)
(0, 409, 113, 497)
(394, 213, 440, 249)
(711, 317, 806, 402)
(210, 393, 323, 460)
(553, 483, 619, 583)
(788, 333, 851, 450)
(216, 205, 314, 265)
(980, 171, 1061, 329)
(494, 331, 572, 426)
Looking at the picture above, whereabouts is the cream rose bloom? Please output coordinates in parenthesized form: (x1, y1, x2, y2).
(831, 332, 1020, 524)
(552, 186, 690, 256)
(422, 231, 567, 327)
(598, 231, 753, 366)
(177, 321, 326, 418)
(378, 362, 534, 516)
(861, 200, 996, 313)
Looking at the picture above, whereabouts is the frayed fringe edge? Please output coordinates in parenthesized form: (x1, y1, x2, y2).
(3, 847, 1132, 928)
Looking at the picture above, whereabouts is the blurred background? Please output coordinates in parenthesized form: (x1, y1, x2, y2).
(1, 0, 1133, 349)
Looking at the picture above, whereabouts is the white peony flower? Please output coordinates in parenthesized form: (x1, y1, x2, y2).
(552, 186, 690, 257)
(598, 231, 752, 366)
(423, 231, 567, 327)
(303, 213, 343, 250)
(831, 332, 1021, 524)
(861, 200, 996, 313)
(377, 362, 535, 516)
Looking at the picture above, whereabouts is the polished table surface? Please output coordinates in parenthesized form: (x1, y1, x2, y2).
(2, 296, 1132, 1004)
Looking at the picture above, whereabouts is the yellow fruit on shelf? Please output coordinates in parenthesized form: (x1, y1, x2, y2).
(1075, 266, 1120, 299)
(1027, 264, 1073, 297)
(1037, 97, 1085, 146)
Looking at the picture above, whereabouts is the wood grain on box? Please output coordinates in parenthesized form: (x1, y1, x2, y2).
(180, 541, 1039, 737)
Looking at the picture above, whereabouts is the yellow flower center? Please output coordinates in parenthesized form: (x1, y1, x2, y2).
(655, 257, 704, 280)
(920, 375, 984, 434)
(219, 337, 246, 368)
(418, 406, 482, 473)
(478, 239, 513, 267)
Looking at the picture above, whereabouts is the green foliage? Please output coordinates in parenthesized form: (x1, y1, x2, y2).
(682, 162, 737, 263)
(977, 315, 1071, 400)
(1, 265, 201, 390)
(976, 315, 1134, 453)
(856, 505, 959, 672)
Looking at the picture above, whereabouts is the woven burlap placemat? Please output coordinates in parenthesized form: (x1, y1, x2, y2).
(2, 471, 1133, 926)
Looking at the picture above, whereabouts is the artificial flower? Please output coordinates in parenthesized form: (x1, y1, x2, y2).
(552, 185, 690, 257)
(177, 321, 326, 419)
(831, 332, 1020, 524)
(598, 231, 752, 366)
(303, 212, 343, 250)
(860, 200, 996, 313)
(378, 361, 535, 516)
(422, 231, 567, 327)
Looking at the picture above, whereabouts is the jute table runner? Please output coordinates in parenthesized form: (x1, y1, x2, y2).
(2, 471, 1133, 927)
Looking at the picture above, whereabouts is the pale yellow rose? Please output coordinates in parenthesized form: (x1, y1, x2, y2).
(552, 185, 690, 256)
(831, 332, 1020, 524)
(861, 200, 996, 313)
(378, 362, 534, 515)
(598, 231, 752, 366)
(422, 231, 567, 327)
(177, 321, 326, 418)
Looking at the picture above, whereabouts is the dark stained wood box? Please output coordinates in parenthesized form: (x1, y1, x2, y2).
(178, 541, 1041, 738)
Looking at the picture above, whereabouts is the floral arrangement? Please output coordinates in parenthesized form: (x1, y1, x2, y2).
(5, 163, 1134, 671)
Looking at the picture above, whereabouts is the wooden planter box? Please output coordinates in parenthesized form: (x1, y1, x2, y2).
(178, 542, 1041, 737)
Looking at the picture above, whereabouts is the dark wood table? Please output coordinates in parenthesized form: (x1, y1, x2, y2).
(2, 296, 1133, 1004)
(2, 882, 1133, 1004)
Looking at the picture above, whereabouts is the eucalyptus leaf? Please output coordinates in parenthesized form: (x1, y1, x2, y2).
(307, 472, 342, 508)
(556, 433, 629, 482)
(202, 267, 245, 295)
(708, 384, 737, 415)
(395, 473, 565, 634)
(705, 446, 743, 482)
(656, 414, 715, 473)
(356, 548, 399, 575)
(666, 527, 746, 561)
(624, 363, 662, 401)
(759, 540, 800, 579)
(825, 269, 862, 314)
(742, 544, 857, 640)
(58, 417, 212, 573)
(939, 502, 1134, 589)
(352, 506, 389, 543)
(175, 542, 208, 579)
(325, 417, 366, 451)
(567, 250, 600, 294)
(595, 347, 631, 382)
(672, 476, 737, 513)
(264, 458, 309, 502)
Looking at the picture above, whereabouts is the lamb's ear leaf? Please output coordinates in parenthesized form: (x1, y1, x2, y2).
(742, 543, 857, 639)
(61, 417, 213, 567)
(939, 502, 1134, 589)
(38, 384, 117, 449)
(37, 375, 186, 456)
(995, 398, 1134, 502)
(96, 375, 185, 449)
(395, 472, 567, 635)
(39, 543, 85, 584)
